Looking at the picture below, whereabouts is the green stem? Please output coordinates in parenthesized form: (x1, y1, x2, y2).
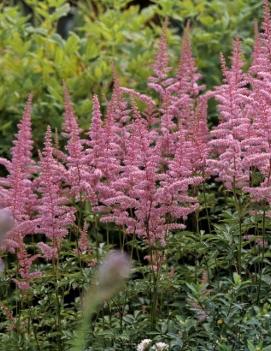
(233, 186, 242, 275)
(202, 182, 212, 234)
(238, 211, 242, 275)
(53, 254, 62, 351)
(256, 209, 266, 304)
(195, 208, 200, 236)
(150, 264, 158, 327)
(149, 246, 160, 328)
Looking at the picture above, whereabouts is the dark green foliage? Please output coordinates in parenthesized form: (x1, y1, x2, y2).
(1, 188, 271, 350)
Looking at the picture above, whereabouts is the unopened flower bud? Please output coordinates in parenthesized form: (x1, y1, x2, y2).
(97, 250, 131, 292)
(0, 208, 14, 243)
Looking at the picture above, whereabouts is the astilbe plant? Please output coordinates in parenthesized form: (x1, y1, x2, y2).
(0, 95, 37, 232)
(208, 1, 271, 218)
(0, 22, 209, 296)
(242, 1, 271, 212)
(83, 25, 206, 246)
(0, 95, 41, 289)
(205, 2, 271, 277)
(0, 19, 208, 294)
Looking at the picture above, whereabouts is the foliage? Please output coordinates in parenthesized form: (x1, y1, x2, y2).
(1, 1, 271, 351)
(0, 0, 157, 154)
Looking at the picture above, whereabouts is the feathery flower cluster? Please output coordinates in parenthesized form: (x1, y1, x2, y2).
(208, 1, 271, 216)
(207, 39, 252, 189)
(0, 96, 41, 288)
(0, 95, 37, 224)
(36, 127, 75, 255)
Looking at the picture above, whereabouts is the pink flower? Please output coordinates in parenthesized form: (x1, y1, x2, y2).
(207, 39, 251, 189)
(37, 242, 58, 261)
(62, 85, 87, 197)
(36, 127, 75, 253)
(0, 95, 37, 222)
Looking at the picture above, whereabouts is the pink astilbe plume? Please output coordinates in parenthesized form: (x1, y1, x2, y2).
(0, 95, 37, 223)
(160, 129, 203, 231)
(207, 39, 252, 190)
(86, 96, 125, 204)
(87, 95, 104, 170)
(238, 1, 271, 211)
(187, 95, 210, 174)
(36, 127, 75, 257)
(91, 103, 144, 225)
(175, 23, 203, 97)
(63, 84, 81, 137)
(13, 236, 41, 290)
(148, 20, 205, 131)
(148, 19, 173, 98)
(105, 75, 133, 165)
(62, 85, 88, 198)
(165, 24, 204, 135)
(250, 0, 271, 76)
(148, 22, 209, 177)
(77, 222, 91, 255)
(107, 70, 131, 127)
(0, 95, 40, 276)
(84, 95, 109, 202)
(0, 97, 40, 288)
(100, 100, 126, 180)
(242, 85, 271, 196)
(37, 242, 58, 261)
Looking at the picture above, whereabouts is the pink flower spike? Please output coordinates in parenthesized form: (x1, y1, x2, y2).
(36, 127, 75, 254)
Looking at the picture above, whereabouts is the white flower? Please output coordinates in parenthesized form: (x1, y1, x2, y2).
(154, 342, 169, 351)
(136, 339, 152, 351)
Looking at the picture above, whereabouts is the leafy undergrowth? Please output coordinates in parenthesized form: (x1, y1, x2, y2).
(1, 203, 271, 351)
